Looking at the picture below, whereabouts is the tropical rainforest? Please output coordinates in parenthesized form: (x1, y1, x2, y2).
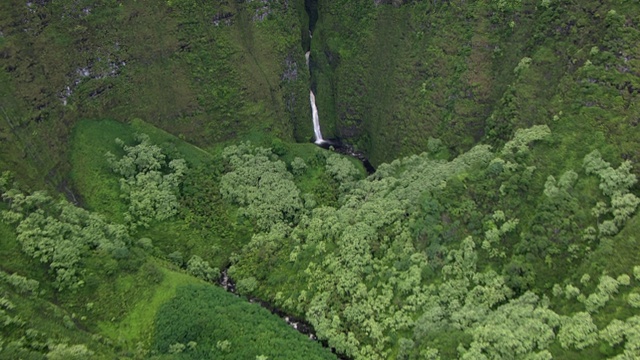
(1, 0, 639, 359)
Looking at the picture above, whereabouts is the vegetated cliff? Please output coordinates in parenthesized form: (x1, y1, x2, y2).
(311, 0, 640, 168)
(0, 0, 309, 188)
(3, 0, 639, 185)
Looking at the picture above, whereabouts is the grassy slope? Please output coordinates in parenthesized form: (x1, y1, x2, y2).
(98, 265, 203, 350)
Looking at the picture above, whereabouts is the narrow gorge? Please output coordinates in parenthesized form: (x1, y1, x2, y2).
(304, 0, 375, 173)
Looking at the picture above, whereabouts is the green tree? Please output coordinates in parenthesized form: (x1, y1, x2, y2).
(558, 312, 599, 350)
(106, 133, 187, 229)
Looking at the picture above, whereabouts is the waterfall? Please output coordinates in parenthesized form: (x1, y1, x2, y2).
(303, 1, 374, 173)
(307, 50, 324, 144)
(310, 90, 324, 144)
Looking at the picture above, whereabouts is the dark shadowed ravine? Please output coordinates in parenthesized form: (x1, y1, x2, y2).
(304, 0, 375, 174)
(219, 268, 351, 360)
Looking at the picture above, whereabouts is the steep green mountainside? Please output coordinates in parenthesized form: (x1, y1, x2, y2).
(0, 0, 309, 189)
(311, 0, 640, 168)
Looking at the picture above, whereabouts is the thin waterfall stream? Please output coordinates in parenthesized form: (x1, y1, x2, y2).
(305, 39, 375, 173)
(310, 89, 324, 144)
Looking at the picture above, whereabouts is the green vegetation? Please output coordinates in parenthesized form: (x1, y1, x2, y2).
(153, 284, 336, 359)
(1, 0, 639, 359)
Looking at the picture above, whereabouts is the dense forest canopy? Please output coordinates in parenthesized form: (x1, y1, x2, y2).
(1, 0, 639, 359)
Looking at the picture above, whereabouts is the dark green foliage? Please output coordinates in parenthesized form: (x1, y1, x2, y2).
(153, 284, 336, 360)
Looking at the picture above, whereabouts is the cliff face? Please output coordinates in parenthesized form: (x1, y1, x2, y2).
(0, 0, 309, 187)
(2, 0, 640, 185)
(311, 0, 640, 168)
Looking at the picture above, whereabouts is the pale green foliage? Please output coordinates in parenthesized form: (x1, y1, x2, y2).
(0, 271, 39, 295)
(578, 275, 619, 313)
(617, 274, 631, 286)
(600, 319, 627, 346)
(168, 342, 186, 354)
(420, 347, 440, 360)
(552, 284, 563, 297)
(583, 151, 638, 236)
(597, 275, 619, 296)
(2, 189, 129, 291)
(186, 255, 219, 282)
(46, 343, 94, 360)
(237, 276, 258, 295)
(220, 142, 302, 231)
(558, 312, 599, 349)
(514, 56, 532, 76)
(460, 292, 560, 359)
(608, 316, 640, 360)
(611, 193, 640, 226)
(543, 176, 559, 198)
(481, 212, 518, 258)
(325, 154, 360, 184)
(290, 157, 307, 176)
(628, 293, 640, 308)
(443, 237, 478, 279)
(0, 295, 25, 327)
(582, 292, 609, 313)
(580, 273, 591, 285)
(558, 170, 578, 190)
(582, 226, 597, 242)
(544, 171, 579, 199)
(0, 297, 15, 311)
(397, 337, 414, 359)
(598, 220, 619, 236)
(565, 284, 580, 299)
(107, 133, 187, 229)
(583, 150, 610, 176)
(216, 339, 231, 352)
(427, 137, 443, 153)
(227, 127, 569, 359)
(277, 140, 516, 358)
(501, 125, 551, 157)
(591, 201, 609, 218)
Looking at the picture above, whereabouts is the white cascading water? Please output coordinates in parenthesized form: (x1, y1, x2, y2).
(310, 90, 324, 144)
(306, 50, 324, 144)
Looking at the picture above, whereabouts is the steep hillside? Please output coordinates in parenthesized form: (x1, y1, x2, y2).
(311, 0, 640, 168)
(0, 0, 309, 188)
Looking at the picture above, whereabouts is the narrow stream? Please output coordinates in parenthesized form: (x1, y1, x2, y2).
(219, 268, 350, 360)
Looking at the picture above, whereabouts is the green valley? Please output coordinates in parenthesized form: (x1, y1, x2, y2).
(1, 0, 639, 359)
